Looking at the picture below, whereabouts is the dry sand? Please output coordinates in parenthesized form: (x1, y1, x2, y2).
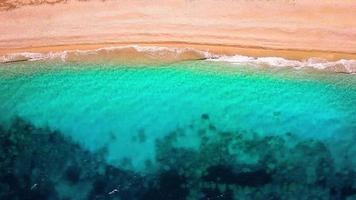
(0, 0, 356, 61)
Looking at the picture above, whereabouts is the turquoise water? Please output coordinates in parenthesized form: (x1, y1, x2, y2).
(0, 61, 355, 199)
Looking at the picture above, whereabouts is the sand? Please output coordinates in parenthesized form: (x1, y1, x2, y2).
(0, 0, 356, 61)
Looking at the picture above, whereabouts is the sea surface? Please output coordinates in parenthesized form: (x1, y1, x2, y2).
(0, 60, 355, 199)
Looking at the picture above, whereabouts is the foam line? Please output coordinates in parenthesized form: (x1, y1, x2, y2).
(1, 45, 355, 73)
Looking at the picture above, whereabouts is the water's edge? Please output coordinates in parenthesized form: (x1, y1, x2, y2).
(1, 45, 356, 74)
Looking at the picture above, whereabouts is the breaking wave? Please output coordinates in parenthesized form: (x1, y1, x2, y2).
(0, 45, 210, 64)
(208, 55, 356, 74)
(1, 45, 355, 73)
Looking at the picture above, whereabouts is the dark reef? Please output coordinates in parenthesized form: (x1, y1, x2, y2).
(203, 165, 271, 187)
(0, 116, 355, 200)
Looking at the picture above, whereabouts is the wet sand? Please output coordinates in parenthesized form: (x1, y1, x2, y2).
(0, 0, 356, 60)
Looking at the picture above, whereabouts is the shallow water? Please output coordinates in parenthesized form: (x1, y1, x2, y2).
(0, 61, 355, 199)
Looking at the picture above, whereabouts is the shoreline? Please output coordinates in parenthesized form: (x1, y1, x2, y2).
(2, 41, 356, 61)
(2, 43, 355, 74)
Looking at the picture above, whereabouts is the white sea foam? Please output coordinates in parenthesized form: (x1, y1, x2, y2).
(1, 45, 355, 73)
(207, 55, 356, 74)
(0, 51, 68, 63)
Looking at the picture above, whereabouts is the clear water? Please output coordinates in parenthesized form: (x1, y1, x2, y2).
(0, 61, 355, 199)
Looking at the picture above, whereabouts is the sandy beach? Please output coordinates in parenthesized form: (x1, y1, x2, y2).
(0, 0, 356, 61)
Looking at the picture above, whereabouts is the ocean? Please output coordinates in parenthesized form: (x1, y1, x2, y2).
(0, 58, 355, 199)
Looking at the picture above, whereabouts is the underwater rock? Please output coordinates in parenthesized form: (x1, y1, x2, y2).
(1, 116, 355, 199)
(201, 114, 209, 120)
(201, 187, 233, 200)
(203, 165, 271, 187)
(64, 165, 81, 184)
(153, 119, 352, 199)
(90, 175, 108, 198)
(208, 124, 217, 131)
(158, 170, 188, 197)
(26, 181, 57, 200)
(141, 170, 188, 200)
(0, 172, 57, 200)
(0, 118, 144, 200)
(341, 185, 356, 199)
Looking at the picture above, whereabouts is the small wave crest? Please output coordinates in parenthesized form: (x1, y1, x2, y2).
(0, 51, 68, 63)
(1, 45, 355, 73)
(0, 45, 210, 64)
(208, 55, 356, 74)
